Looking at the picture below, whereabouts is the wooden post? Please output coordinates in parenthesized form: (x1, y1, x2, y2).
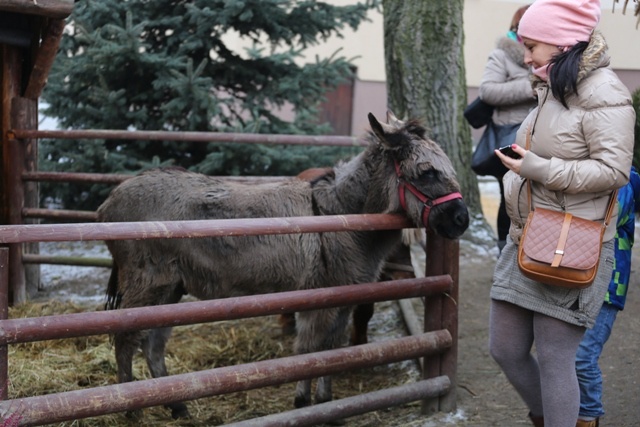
(422, 232, 459, 414)
(0, 248, 8, 400)
(1, 45, 26, 304)
(24, 18, 66, 100)
(12, 97, 39, 298)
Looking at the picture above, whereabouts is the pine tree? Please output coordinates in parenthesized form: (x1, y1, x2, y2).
(41, 0, 378, 210)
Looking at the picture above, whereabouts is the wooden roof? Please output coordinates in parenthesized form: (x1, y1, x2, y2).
(0, 0, 72, 99)
(0, 0, 73, 19)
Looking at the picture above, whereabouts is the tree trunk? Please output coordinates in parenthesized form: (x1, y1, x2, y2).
(382, 0, 485, 222)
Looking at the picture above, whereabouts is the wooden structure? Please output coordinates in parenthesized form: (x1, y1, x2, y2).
(1, 0, 73, 303)
(0, 1, 462, 423)
(0, 216, 459, 424)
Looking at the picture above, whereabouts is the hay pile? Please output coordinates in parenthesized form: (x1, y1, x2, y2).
(6, 300, 423, 426)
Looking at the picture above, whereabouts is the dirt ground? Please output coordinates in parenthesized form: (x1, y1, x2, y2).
(26, 178, 640, 426)
(443, 179, 640, 427)
(448, 236, 639, 427)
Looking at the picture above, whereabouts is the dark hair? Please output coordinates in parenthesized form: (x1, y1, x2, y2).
(510, 5, 531, 32)
(548, 41, 589, 109)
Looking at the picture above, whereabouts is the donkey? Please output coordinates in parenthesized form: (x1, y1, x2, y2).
(97, 111, 469, 419)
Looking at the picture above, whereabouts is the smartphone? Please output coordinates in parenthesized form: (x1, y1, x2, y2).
(498, 145, 521, 159)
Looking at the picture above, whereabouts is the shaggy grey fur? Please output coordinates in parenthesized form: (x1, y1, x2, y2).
(97, 112, 469, 419)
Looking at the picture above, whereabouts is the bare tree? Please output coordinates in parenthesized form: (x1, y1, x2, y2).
(613, 0, 640, 28)
(382, 0, 485, 224)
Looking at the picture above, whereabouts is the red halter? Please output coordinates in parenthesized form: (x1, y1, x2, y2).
(394, 161, 463, 230)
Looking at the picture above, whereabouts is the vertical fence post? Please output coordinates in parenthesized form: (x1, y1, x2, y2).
(0, 247, 9, 399)
(2, 45, 26, 305)
(11, 97, 39, 298)
(5, 98, 38, 304)
(422, 232, 459, 414)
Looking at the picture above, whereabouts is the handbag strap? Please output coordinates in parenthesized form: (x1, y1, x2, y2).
(552, 213, 573, 267)
(523, 124, 618, 227)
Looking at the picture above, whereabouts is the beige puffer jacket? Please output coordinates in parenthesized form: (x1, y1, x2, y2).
(503, 31, 635, 244)
(478, 37, 537, 126)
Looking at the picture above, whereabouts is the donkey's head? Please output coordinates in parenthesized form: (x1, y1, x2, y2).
(368, 111, 469, 239)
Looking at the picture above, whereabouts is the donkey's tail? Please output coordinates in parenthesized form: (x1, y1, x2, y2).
(104, 263, 122, 310)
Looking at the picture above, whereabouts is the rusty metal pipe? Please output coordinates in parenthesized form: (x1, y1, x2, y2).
(21, 208, 98, 221)
(21, 254, 112, 267)
(0, 277, 451, 345)
(22, 171, 130, 184)
(225, 376, 451, 427)
(0, 214, 414, 244)
(0, 249, 8, 400)
(21, 171, 292, 184)
(0, 331, 452, 426)
(9, 129, 365, 147)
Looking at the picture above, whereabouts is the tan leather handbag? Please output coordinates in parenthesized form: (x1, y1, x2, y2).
(518, 202, 615, 288)
(516, 126, 617, 289)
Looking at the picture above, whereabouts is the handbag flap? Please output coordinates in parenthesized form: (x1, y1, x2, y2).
(521, 208, 603, 269)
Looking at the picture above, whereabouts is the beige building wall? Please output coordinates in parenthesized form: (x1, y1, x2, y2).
(464, 0, 640, 87)
(309, 0, 640, 84)
(306, 0, 640, 134)
(224, 1, 640, 135)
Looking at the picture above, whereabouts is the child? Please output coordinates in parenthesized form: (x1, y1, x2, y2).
(575, 166, 640, 427)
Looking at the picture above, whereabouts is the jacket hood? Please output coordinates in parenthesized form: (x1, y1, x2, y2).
(496, 36, 527, 69)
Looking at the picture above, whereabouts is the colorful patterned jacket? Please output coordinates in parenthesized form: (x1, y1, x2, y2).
(607, 166, 640, 310)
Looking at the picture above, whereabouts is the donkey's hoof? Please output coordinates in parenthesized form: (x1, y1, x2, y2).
(294, 395, 311, 408)
(125, 409, 143, 420)
(167, 403, 190, 419)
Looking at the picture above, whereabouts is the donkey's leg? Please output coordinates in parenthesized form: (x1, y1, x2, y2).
(113, 329, 145, 419)
(351, 303, 375, 345)
(114, 330, 143, 384)
(139, 283, 188, 419)
(141, 327, 190, 419)
(278, 312, 297, 336)
(115, 273, 186, 418)
(294, 306, 352, 407)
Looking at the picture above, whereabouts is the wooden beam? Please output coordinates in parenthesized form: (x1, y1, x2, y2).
(0, 0, 73, 19)
(24, 18, 65, 99)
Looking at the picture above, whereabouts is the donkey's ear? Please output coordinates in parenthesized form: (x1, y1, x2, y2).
(368, 112, 386, 139)
(368, 112, 406, 149)
(367, 113, 396, 141)
(386, 110, 404, 129)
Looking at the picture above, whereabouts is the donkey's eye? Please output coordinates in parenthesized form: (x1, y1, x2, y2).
(418, 169, 438, 181)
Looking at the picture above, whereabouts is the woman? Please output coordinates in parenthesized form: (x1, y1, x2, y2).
(491, 0, 635, 426)
(478, 4, 536, 254)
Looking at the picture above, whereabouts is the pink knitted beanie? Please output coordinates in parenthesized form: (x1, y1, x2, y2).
(518, 0, 601, 47)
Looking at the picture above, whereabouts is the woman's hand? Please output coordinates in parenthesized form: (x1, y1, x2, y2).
(494, 144, 526, 174)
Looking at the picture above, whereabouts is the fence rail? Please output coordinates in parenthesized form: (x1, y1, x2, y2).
(1, 124, 459, 423)
(0, 276, 450, 346)
(9, 129, 365, 147)
(0, 214, 413, 244)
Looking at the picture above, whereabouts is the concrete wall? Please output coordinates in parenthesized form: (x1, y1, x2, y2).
(224, 1, 640, 136)
(341, 0, 640, 136)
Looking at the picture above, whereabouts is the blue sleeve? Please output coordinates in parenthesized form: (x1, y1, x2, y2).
(630, 167, 640, 213)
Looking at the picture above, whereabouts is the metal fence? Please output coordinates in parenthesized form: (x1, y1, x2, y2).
(0, 125, 460, 424)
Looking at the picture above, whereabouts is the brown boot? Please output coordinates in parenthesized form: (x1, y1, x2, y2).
(576, 419, 599, 427)
(528, 412, 544, 427)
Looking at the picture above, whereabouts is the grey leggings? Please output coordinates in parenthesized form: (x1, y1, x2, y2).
(489, 299, 586, 427)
